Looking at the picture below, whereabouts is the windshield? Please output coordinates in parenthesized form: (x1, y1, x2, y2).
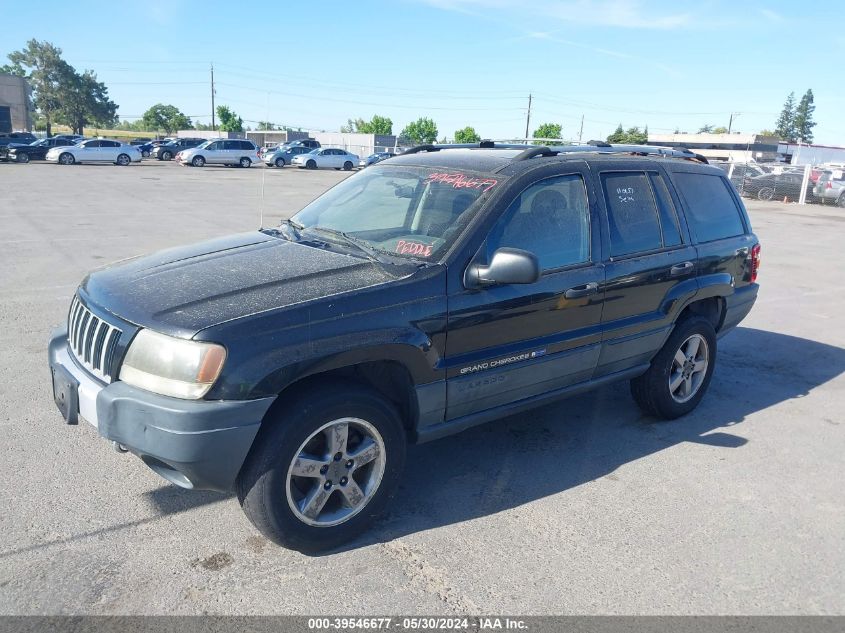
(197, 140, 213, 149)
(290, 165, 503, 261)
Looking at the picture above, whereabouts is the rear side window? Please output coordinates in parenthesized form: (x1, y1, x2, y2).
(239, 140, 255, 150)
(649, 173, 682, 247)
(601, 172, 663, 257)
(673, 173, 746, 242)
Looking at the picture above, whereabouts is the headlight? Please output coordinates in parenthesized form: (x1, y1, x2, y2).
(119, 329, 226, 399)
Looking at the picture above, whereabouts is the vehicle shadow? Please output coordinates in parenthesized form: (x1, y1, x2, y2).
(333, 327, 845, 553)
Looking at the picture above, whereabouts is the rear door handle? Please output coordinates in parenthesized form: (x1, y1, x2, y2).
(670, 261, 694, 277)
(564, 282, 599, 299)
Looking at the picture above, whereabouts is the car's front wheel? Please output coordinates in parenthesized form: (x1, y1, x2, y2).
(161, 150, 172, 161)
(191, 156, 205, 167)
(630, 315, 717, 420)
(238, 382, 406, 552)
(757, 187, 775, 201)
(837, 193, 845, 208)
(306, 159, 317, 169)
(16, 152, 30, 164)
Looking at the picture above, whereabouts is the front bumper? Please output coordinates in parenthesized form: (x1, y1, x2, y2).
(48, 327, 276, 491)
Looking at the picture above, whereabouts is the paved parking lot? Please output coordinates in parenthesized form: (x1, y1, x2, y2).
(1, 160, 843, 615)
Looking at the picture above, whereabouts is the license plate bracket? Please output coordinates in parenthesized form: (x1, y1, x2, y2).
(52, 365, 79, 425)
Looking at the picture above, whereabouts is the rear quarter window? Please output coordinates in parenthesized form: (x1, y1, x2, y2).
(672, 172, 746, 242)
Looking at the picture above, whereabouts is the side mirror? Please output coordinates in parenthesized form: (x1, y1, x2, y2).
(465, 248, 540, 288)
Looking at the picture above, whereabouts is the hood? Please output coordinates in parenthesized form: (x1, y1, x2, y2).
(80, 232, 402, 337)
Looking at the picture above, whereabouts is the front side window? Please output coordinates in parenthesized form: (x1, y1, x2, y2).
(291, 165, 503, 260)
(487, 174, 590, 271)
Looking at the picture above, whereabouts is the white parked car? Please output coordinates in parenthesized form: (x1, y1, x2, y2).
(291, 148, 359, 170)
(175, 139, 261, 168)
(46, 139, 142, 166)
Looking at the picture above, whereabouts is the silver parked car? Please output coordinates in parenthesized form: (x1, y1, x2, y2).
(45, 139, 142, 166)
(263, 145, 313, 168)
(813, 170, 845, 206)
(291, 148, 359, 170)
(176, 139, 261, 168)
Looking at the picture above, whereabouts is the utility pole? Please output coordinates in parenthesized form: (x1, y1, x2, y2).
(578, 114, 584, 144)
(524, 93, 532, 139)
(728, 111, 740, 134)
(211, 63, 216, 132)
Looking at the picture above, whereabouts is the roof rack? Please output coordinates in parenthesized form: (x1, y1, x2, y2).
(401, 141, 532, 155)
(512, 143, 709, 164)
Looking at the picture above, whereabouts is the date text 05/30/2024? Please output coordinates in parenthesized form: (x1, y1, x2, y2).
(307, 617, 528, 630)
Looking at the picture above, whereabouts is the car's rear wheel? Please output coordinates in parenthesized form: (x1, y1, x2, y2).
(116, 153, 131, 166)
(161, 150, 172, 161)
(630, 315, 717, 420)
(837, 193, 845, 208)
(58, 152, 75, 165)
(239, 157, 252, 168)
(238, 382, 406, 552)
(191, 155, 205, 167)
(142, 150, 150, 158)
(306, 159, 317, 169)
(17, 152, 29, 164)
(343, 161, 353, 171)
(275, 157, 285, 168)
(757, 187, 775, 201)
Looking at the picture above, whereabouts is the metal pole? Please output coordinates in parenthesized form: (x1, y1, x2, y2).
(524, 93, 532, 139)
(578, 114, 584, 144)
(211, 63, 216, 132)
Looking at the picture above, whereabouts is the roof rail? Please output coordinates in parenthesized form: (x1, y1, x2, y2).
(401, 141, 532, 155)
(587, 140, 612, 147)
(514, 146, 559, 161)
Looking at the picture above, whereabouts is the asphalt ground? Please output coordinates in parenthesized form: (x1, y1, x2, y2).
(0, 159, 843, 615)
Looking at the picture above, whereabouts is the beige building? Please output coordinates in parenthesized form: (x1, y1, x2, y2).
(0, 73, 31, 133)
(648, 132, 780, 162)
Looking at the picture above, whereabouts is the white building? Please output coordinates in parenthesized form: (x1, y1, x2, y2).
(778, 142, 845, 166)
(647, 132, 780, 162)
(309, 132, 396, 158)
(0, 73, 31, 133)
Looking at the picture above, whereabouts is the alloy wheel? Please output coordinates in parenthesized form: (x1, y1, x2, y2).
(669, 334, 709, 404)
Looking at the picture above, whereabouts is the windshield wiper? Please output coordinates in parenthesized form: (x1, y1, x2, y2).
(302, 226, 385, 263)
(263, 219, 303, 242)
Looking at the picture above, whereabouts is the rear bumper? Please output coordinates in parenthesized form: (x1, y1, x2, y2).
(48, 327, 275, 492)
(719, 283, 759, 337)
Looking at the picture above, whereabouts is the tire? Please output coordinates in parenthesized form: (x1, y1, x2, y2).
(116, 153, 131, 166)
(17, 152, 30, 164)
(161, 150, 172, 161)
(274, 157, 285, 168)
(630, 315, 717, 420)
(837, 193, 845, 208)
(306, 159, 317, 170)
(142, 150, 150, 158)
(58, 152, 75, 165)
(343, 161, 353, 171)
(191, 155, 205, 167)
(757, 187, 775, 201)
(239, 157, 252, 168)
(237, 382, 406, 552)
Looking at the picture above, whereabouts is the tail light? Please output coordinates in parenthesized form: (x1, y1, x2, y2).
(749, 243, 761, 283)
(826, 181, 833, 189)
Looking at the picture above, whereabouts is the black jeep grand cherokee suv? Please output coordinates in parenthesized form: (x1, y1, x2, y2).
(48, 143, 760, 551)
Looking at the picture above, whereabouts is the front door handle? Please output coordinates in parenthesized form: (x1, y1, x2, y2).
(564, 282, 599, 299)
(670, 261, 694, 277)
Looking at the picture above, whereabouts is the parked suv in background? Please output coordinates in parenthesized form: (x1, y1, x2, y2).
(48, 142, 759, 552)
(152, 137, 205, 161)
(813, 169, 845, 206)
(176, 139, 260, 167)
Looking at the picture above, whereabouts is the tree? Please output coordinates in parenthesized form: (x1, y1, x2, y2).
(607, 124, 625, 143)
(774, 92, 797, 142)
(712, 126, 729, 134)
(454, 126, 481, 143)
(216, 105, 243, 132)
(141, 103, 191, 134)
(56, 70, 118, 134)
(697, 124, 715, 133)
(256, 121, 278, 131)
(400, 117, 438, 144)
(341, 114, 393, 135)
(194, 121, 214, 131)
(7, 40, 73, 136)
(793, 89, 816, 143)
(532, 122, 562, 144)
(758, 129, 776, 137)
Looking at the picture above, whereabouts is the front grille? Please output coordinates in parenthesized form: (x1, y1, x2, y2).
(67, 295, 122, 382)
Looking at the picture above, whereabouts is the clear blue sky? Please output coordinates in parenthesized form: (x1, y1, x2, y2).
(3, 0, 844, 143)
